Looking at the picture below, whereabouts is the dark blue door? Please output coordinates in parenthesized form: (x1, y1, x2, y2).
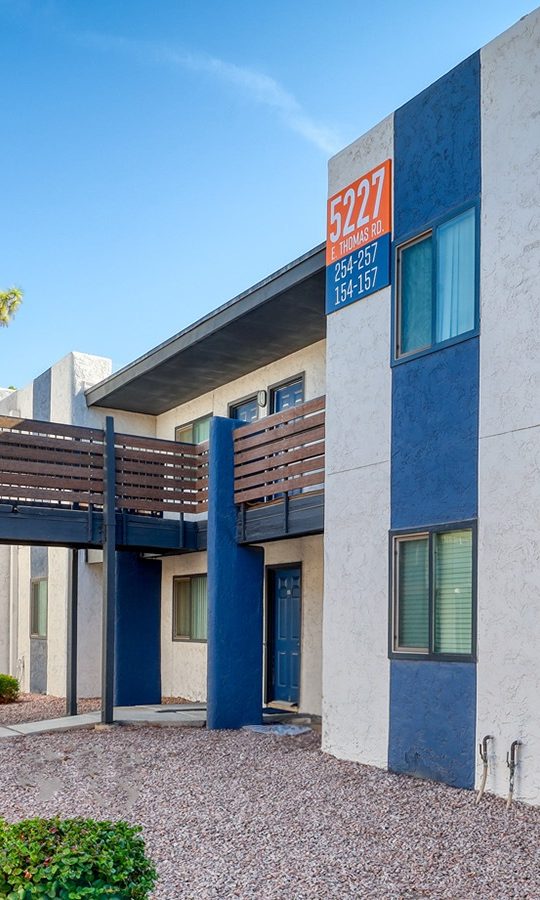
(269, 568, 301, 704)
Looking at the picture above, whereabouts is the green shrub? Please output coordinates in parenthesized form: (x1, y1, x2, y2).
(0, 817, 157, 898)
(0, 674, 19, 704)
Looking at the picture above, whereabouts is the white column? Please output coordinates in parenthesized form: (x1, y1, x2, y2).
(323, 115, 393, 767)
(477, 8, 540, 804)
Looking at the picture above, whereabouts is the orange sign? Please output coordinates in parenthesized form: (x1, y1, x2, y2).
(326, 159, 392, 264)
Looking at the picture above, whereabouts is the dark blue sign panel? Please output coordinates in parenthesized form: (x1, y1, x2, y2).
(325, 232, 391, 315)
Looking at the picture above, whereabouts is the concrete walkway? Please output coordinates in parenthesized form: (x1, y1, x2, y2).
(0, 703, 207, 739)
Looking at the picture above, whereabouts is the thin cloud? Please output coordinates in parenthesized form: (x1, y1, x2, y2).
(77, 31, 341, 155)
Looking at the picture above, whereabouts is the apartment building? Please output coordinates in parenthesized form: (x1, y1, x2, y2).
(0, 246, 327, 718)
(0, 9, 538, 804)
(323, 9, 540, 802)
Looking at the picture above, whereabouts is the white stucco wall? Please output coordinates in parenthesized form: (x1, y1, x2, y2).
(50, 351, 157, 437)
(16, 547, 31, 692)
(47, 547, 68, 697)
(0, 381, 33, 418)
(322, 115, 393, 767)
(0, 384, 32, 688)
(0, 546, 10, 672)
(155, 341, 326, 440)
(161, 552, 208, 701)
(76, 552, 103, 697)
(477, 9, 540, 805)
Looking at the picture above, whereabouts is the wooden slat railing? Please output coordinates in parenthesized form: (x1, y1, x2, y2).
(114, 433, 208, 514)
(0, 417, 105, 507)
(0, 416, 208, 515)
(233, 396, 325, 505)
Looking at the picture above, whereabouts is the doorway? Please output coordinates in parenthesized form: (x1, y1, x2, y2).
(266, 566, 301, 706)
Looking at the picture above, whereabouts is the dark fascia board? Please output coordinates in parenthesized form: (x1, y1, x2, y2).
(86, 243, 326, 415)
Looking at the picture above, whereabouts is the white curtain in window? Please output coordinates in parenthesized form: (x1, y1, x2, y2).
(434, 530, 472, 654)
(436, 208, 475, 343)
(190, 575, 208, 641)
(193, 418, 211, 443)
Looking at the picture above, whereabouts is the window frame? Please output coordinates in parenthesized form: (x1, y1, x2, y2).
(172, 574, 208, 643)
(392, 201, 480, 365)
(388, 520, 477, 662)
(30, 577, 48, 639)
(268, 373, 305, 414)
(228, 393, 260, 423)
(174, 413, 212, 445)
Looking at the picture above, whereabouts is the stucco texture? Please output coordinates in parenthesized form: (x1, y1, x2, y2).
(323, 115, 393, 768)
(477, 8, 540, 805)
(391, 338, 479, 529)
(389, 660, 476, 789)
(394, 53, 480, 240)
(161, 553, 208, 702)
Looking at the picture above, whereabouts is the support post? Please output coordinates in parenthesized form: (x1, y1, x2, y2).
(207, 417, 264, 729)
(66, 548, 79, 716)
(101, 416, 117, 725)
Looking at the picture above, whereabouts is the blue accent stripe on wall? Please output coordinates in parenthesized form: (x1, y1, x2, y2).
(114, 552, 162, 706)
(389, 660, 476, 789)
(391, 338, 479, 530)
(389, 52, 481, 788)
(394, 52, 481, 242)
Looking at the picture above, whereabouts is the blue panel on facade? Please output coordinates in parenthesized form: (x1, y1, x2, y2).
(391, 337, 479, 529)
(388, 660, 476, 789)
(207, 417, 264, 729)
(389, 54, 481, 790)
(326, 233, 391, 315)
(114, 552, 162, 706)
(394, 52, 480, 241)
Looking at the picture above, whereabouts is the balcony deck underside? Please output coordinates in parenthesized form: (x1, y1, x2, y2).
(0, 504, 205, 553)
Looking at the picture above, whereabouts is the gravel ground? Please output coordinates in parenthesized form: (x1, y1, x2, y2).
(1, 726, 539, 899)
(0, 694, 101, 726)
(0, 694, 192, 727)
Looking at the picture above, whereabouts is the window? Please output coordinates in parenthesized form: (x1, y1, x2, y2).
(230, 396, 259, 423)
(30, 579, 48, 638)
(173, 575, 207, 641)
(396, 207, 476, 358)
(270, 376, 304, 414)
(175, 414, 211, 445)
(391, 525, 475, 659)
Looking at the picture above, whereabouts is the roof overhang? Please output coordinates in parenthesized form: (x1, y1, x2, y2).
(86, 243, 326, 415)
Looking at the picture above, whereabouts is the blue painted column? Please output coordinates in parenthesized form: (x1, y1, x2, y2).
(207, 417, 264, 729)
(114, 552, 162, 706)
(388, 52, 481, 790)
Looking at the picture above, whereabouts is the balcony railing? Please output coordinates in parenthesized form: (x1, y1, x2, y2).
(233, 396, 325, 506)
(0, 416, 208, 515)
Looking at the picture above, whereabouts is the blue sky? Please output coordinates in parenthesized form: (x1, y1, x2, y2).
(1, 0, 534, 388)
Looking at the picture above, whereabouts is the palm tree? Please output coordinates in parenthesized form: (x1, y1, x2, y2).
(0, 288, 23, 327)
